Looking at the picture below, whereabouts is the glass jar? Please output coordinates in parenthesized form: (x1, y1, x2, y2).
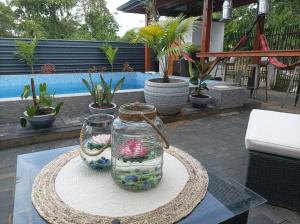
(111, 103, 169, 191)
(80, 114, 114, 170)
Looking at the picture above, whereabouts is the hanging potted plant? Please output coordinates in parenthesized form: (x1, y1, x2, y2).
(20, 78, 63, 129)
(82, 73, 125, 114)
(183, 52, 212, 108)
(137, 15, 199, 115)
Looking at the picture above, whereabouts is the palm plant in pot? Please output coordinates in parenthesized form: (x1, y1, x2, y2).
(20, 78, 63, 129)
(137, 15, 199, 115)
(183, 52, 212, 108)
(82, 73, 125, 115)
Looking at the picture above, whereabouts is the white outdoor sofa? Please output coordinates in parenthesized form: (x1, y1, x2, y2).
(245, 109, 300, 210)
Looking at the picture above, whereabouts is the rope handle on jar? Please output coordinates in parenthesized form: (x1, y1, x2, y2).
(138, 112, 170, 149)
(79, 122, 110, 156)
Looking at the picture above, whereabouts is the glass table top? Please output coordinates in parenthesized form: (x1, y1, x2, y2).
(13, 146, 266, 224)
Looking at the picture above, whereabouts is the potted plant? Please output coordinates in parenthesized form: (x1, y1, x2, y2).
(183, 52, 212, 108)
(137, 15, 199, 115)
(20, 78, 63, 129)
(15, 37, 37, 74)
(82, 73, 125, 114)
(189, 80, 212, 108)
(100, 43, 118, 72)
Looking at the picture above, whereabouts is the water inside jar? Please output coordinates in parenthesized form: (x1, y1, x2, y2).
(111, 134, 163, 191)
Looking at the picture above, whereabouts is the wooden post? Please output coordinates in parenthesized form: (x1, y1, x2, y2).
(200, 0, 213, 76)
(249, 15, 265, 97)
(145, 14, 151, 72)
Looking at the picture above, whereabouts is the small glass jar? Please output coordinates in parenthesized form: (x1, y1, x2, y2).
(111, 103, 169, 191)
(79, 114, 114, 170)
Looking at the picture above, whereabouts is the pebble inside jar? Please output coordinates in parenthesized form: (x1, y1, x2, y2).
(111, 103, 169, 191)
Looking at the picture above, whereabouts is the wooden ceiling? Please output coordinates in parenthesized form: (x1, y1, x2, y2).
(118, 0, 257, 17)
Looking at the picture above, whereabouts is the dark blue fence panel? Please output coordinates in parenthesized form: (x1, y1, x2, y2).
(0, 38, 156, 75)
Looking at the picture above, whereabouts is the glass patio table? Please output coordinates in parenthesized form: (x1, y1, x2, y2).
(13, 146, 266, 224)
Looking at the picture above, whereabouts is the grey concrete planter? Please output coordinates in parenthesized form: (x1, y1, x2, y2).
(23, 108, 56, 129)
(209, 85, 245, 109)
(189, 94, 212, 108)
(144, 78, 189, 115)
(88, 103, 117, 115)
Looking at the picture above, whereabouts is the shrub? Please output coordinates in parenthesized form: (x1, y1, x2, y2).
(41, 64, 56, 74)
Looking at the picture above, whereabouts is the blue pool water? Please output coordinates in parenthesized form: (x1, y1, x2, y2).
(0, 72, 161, 98)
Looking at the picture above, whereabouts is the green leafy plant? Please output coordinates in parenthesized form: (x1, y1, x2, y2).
(136, 15, 199, 82)
(82, 73, 125, 108)
(20, 78, 63, 126)
(100, 43, 118, 72)
(183, 52, 210, 96)
(15, 37, 38, 74)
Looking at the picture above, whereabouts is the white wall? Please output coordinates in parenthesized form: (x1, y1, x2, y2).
(185, 21, 225, 53)
(185, 21, 225, 77)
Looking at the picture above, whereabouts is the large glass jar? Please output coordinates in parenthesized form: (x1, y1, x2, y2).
(80, 114, 114, 170)
(111, 103, 169, 191)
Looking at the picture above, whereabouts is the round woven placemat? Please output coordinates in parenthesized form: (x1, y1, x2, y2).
(32, 146, 209, 224)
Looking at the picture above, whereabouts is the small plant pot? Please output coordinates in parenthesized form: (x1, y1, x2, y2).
(189, 94, 212, 108)
(23, 108, 56, 129)
(88, 103, 117, 115)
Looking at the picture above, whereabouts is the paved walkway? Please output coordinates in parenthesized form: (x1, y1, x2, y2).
(1, 109, 300, 224)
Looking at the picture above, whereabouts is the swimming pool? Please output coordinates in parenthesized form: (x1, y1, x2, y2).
(0, 72, 161, 99)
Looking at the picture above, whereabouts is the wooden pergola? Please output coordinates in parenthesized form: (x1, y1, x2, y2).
(118, 0, 300, 71)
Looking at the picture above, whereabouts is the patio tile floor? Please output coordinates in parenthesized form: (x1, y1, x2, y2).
(1, 109, 300, 224)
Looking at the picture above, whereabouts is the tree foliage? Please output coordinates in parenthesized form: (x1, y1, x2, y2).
(80, 0, 119, 40)
(222, 0, 300, 50)
(267, 0, 300, 28)
(1, 0, 299, 44)
(12, 0, 79, 39)
(1, 0, 119, 40)
(0, 2, 15, 37)
(120, 29, 139, 43)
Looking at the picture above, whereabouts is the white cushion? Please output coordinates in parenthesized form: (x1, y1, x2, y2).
(245, 109, 300, 159)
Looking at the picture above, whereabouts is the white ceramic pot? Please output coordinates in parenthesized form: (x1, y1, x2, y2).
(144, 78, 189, 115)
(23, 107, 56, 129)
(88, 103, 117, 115)
(189, 94, 212, 108)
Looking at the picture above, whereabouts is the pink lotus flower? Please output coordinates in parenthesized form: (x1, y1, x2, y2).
(92, 134, 111, 145)
(118, 139, 148, 158)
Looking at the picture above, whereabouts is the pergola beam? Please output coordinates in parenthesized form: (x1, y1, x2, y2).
(197, 50, 300, 57)
(118, 0, 257, 16)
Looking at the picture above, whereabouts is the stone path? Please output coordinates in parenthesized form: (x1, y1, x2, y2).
(1, 109, 300, 224)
